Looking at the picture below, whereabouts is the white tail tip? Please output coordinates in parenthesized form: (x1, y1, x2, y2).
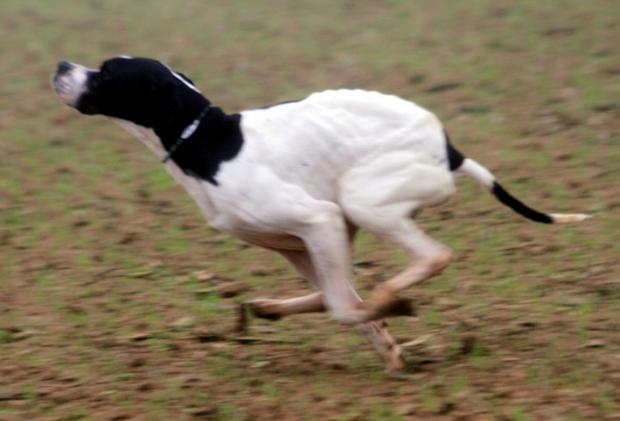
(550, 213, 591, 224)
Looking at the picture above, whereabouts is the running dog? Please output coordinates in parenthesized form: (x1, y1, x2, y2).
(53, 56, 588, 372)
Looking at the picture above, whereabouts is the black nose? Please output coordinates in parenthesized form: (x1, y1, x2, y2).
(57, 60, 72, 75)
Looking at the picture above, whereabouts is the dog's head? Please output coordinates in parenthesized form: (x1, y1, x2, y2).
(52, 56, 202, 127)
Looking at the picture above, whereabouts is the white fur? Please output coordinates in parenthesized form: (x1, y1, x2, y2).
(458, 158, 495, 188)
(52, 63, 94, 106)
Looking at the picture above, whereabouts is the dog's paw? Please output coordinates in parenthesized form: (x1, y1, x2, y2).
(383, 297, 416, 318)
(246, 299, 283, 321)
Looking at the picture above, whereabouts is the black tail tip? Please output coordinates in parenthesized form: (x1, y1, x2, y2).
(492, 182, 553, 224)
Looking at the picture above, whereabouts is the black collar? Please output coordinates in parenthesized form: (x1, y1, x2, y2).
(161, 105, 211, 163)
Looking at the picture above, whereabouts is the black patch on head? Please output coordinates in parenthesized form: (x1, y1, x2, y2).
(76, 57, 196, 127)
(75, 56, 243, 185)
(492, 182, 553, 224)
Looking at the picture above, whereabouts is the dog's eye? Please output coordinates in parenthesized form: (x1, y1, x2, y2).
(90, 70, 112, 89)
(89, 74, 104, 89)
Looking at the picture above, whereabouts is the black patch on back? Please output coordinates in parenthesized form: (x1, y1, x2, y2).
(492, 182, 553, 224)
(444, 131, 465, 171)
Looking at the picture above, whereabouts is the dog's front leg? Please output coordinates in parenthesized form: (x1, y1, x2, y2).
(294, 204, 368, 324)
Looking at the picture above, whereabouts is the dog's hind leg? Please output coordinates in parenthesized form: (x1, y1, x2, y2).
(340, 161, 455, 320)
(246, 248, 404, 373)
(365, 221, 452, 312)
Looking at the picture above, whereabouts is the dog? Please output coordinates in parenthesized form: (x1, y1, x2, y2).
(53, 56, 588, 373)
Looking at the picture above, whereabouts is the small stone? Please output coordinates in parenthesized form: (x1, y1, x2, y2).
(192, 270, 215, 282)
(128, 270, 153, 279)
(195, 281, 247, 298)
(460, 334, 478, 355)
(186, 407, 216, 417)
(436, 298, 462, 310)
(129, 358, 146, 368)
(128, 332, 150, 342)
(425, 82, 461, 93)
(136, 383, 154, 392)
(193, 329, 224, 343)
(584, 339, 605, 349)
(514, 320, 538, 329)
(437, 401, 456, 415)
(0, 391, 23, 401)
(12, 329, 39, 341)
(396, 402, 417, 415)
(592, 101, 619, 112)
(558, 296, 589, 308)
(460, 104, 491, 114)
(250, 361, 271, 369)
(170, 316, 195, 330)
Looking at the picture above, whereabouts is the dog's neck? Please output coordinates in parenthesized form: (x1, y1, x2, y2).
(150, 90, 210, 142)
(116, 91, 244, 185)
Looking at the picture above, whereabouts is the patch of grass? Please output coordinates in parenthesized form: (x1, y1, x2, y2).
(260, 382, 279, 398)
(508, 404, 531, 421)
(467, 341, 494, 370)
(61, 410, 91, 421)
(215, 402, 246, 421)
(0, 329, 14, 344)
(575, 300, 595, 340)
(593, 386, 616, 415)
(418, 383, 441, 414)
(143, 168, 174, 191)
(419, 306, 442, 326)
(368, 403, 403, 421)
(447, 375, 466, 397)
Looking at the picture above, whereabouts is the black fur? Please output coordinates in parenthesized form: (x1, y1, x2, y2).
(157, 107, 243, 184)
(442, 131, 552, 223)
(492, 182, 553, 223)
(444, 131, 465, 171)
(75, 57, 243, 185)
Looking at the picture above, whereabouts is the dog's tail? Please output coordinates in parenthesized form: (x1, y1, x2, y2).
(445, 134, 589, 224)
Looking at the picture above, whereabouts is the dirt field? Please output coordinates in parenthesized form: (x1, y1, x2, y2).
(1, 1, 619, 419)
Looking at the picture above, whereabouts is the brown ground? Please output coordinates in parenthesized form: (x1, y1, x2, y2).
(1, 1, 619, 420)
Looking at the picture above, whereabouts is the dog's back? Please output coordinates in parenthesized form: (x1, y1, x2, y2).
(238, 89, 450, 200)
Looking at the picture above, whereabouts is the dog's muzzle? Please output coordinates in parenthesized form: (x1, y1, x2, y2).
(52, 60, 90, 106)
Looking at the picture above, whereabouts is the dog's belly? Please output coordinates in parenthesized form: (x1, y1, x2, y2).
(235, 231, 306, 251)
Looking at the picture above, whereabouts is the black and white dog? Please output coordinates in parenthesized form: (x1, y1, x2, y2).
(53, 56, 587, 372)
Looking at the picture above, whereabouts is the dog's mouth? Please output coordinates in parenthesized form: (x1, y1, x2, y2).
(52, 75, 72, 95)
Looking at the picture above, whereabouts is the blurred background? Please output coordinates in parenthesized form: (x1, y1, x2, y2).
(0, 0, 618, 419)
